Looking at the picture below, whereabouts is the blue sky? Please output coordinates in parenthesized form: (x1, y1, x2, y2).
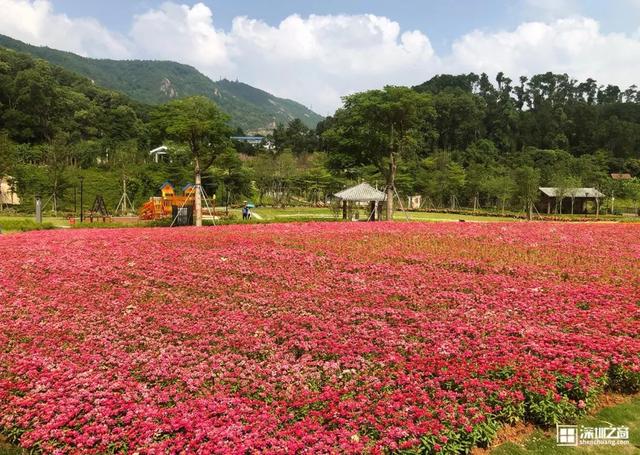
(2, 1, 640, 113)
(47, 0, 640, 53)
(51, 0, 510, 52)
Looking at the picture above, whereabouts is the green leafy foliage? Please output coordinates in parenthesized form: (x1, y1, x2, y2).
(0, 34, 323, 132)
(2, 39, 640, 217)
(0, 47, 147, 145)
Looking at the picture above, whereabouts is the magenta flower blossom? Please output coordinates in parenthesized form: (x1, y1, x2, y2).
(0, 222, 639, 453)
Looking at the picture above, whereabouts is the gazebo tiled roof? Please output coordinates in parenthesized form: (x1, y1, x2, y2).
(334, 182, 386, 202)
(539, 187, 604, 198)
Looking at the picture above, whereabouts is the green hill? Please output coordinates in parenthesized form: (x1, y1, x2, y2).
(0, 46, 147, 145)
(0, 34, 323, 133)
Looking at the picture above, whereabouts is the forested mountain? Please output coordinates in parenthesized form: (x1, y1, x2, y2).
(0, 34, 323, 132)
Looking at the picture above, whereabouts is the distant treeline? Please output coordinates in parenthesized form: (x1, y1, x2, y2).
(0, 45, 639, 214)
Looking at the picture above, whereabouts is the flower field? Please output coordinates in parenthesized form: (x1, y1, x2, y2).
(1, 222, 639, 453)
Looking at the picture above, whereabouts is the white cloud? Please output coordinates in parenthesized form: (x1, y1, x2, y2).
(130, 2, 231, 71)
(448, 17, 640, 90)
(227, 13, 438, 113)
(126, 5, 438, 113)
(1, 1, 640, 115)
(0, 0, 129, 58)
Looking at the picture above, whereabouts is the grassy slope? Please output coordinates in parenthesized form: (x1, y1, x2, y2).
(0, 439, 22, 455)
(492, 397, 640, 454)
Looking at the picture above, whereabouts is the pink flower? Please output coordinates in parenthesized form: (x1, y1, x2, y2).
(0, 222, 638, 453)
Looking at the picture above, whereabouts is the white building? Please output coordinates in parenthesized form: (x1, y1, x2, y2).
(0, 176, 20, 206)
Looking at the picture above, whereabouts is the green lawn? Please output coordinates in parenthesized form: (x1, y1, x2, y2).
(0, 439, 22, 455)
(492, 397, 640, 454)
(0, 215, 65, 233)
(244, 206, 519, 223)
(1, 206, 634, 233)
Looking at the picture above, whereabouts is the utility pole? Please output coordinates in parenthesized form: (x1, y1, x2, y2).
(386, 123, 395, 220)
(79, 176, 84, 223)
(194, 164, 202, 227)
(611, 191, 615, 215)
(35, 195, 42, 224)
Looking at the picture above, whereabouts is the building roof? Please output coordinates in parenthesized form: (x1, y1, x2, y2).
(231, 136, 264, 140)
(334, 182, 386, 202)
(539, 187, 605, 198)
(611, 173, 632, 180)
(150, 145, 168, 155)
(160, 181, 174, 190)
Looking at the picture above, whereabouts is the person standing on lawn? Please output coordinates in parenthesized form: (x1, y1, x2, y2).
(242, 201, 250, 220)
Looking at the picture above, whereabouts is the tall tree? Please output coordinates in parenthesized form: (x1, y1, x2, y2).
(0, 133, 15, 210)
(324, 86, 436, 219)
(152, 96, 232, 226)
(513, 166, 541, 219)
(417, 151, 466, 208)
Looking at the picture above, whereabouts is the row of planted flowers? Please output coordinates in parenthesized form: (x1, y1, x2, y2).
(0, 222, 639, 453)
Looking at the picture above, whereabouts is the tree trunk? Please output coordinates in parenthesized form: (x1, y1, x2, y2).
(386, 152, 396, 221)
(195, 167, 202, 227)
(611, 194, 615, 214)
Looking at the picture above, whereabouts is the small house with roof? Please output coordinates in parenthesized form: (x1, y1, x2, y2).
(150, 146, 169, 163)
(538, 187, 605, 214)
(334, 182, 386, 221)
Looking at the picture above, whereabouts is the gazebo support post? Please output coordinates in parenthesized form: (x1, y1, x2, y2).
(369, 201, 376, 221)
(342, 200, 347, 220)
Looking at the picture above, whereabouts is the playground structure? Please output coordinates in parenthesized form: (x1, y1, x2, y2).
(139, 182, 200, 221)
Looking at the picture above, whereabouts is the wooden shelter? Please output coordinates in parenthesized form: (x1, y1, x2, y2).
(611, 173, 632, 180)
(334, 182, 386, 221)
(538, 187, 605, 215)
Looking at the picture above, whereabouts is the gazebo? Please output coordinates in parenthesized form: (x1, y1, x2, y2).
(334, 182, 386, 221)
